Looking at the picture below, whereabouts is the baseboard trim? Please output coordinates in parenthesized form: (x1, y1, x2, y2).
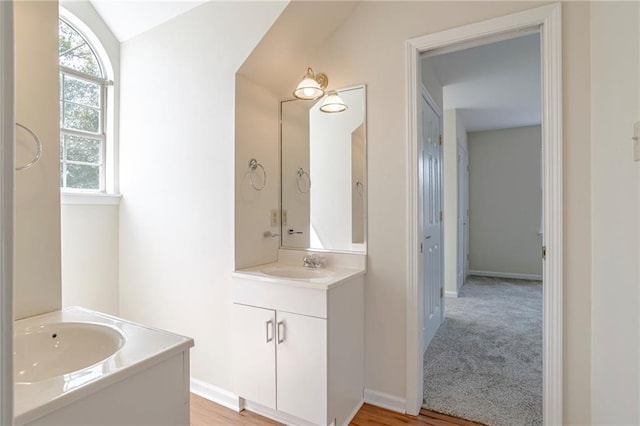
(190, 378, 240, 412)
(364, 389, 406, 414)
(343, 399, 365, 426)
(468, 270, 542, 281)
(243, 400, 316, 426)
(445, 290, 458, 298)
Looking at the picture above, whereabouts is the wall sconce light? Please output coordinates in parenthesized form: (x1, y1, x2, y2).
(293, 67, 328, 100)
(319, 90, 348, 113)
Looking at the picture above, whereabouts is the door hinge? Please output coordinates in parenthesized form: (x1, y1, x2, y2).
(420, 242, 423, 253)
(439, 135, 442, 145)
(542, 245, 547, 260)
(439, 211, 443, 222)
(440, 287, 444, 298)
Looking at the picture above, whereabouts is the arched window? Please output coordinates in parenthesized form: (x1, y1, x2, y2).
(59, 18, 111, 191)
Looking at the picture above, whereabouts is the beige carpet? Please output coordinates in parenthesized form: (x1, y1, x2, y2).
(423, 276, 542, 426)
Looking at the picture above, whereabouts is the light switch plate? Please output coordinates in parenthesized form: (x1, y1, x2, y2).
(634, 121, 640, 162)
(270, 209, 278, 227)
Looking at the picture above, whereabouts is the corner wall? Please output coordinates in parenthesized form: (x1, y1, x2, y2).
(443, 109, 468, 295)
(118, 0, 287, 393)
(14, 1, 61, 320)
(234, 75, 280, 270)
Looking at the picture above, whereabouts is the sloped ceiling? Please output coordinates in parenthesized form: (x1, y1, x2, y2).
(237, 1, 361, 99)
(90, 0, 207, 41)
(427, 33, 541, 132)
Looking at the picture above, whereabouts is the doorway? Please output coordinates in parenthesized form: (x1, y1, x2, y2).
(405, 4, 563, 425)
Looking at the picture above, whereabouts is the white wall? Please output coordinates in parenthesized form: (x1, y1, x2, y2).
(235, 75, 280, 269)
(467, 126, 542, 278)
(61, 203, 119, 315)
(302, 3, 592, 423)
(118, 0, 287, 393)
(14, 1, 61, 320)
(590, 2, 640, 423)
(443, 109, 468, 294)
(59, 0, 121, 316)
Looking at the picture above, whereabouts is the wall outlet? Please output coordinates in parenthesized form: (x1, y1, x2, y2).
(270, 209, 278, 227)
(282, 210, 288, 226)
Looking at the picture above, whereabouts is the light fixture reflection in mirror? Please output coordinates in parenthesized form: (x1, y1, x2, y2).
(280, 85, 366, 253)
(320, 90, 348, 113)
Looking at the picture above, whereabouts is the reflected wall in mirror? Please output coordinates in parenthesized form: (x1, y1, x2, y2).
(281, 85, 366, 253)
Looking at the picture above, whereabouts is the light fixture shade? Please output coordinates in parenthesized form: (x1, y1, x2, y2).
(294, 77, 324, 100)
(319, 90, 348, 113)
(293, 67, 327, 100)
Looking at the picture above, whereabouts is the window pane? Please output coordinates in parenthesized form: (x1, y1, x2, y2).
(65, 134, 100, 163)
(63, 75, 99, 108)
(59, 20, 84, 56)
(66, 164, 99, 190)
(59, 20, 102, 78)
(63, 102, 99, 133)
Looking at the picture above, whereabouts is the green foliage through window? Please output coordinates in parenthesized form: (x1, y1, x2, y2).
(59, 18, 107, 191)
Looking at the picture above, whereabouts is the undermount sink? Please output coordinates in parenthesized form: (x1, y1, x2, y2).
(261, 265, 335, 279)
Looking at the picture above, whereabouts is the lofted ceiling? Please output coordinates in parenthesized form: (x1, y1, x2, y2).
(425, 33, 541, 132)
(90, 0, 207, 41)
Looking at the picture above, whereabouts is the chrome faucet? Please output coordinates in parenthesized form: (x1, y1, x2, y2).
(303, 254, 326, 269)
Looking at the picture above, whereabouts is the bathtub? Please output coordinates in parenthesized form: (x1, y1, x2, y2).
(14, 307, 194, 426)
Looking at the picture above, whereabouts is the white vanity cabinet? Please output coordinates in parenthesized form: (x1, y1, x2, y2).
(232, 305, 327, 424)
(231, 268, 364, 426)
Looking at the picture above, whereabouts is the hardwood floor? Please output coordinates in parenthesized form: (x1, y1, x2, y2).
(191, 394, 280, 425)
(190, 394, 485, 426)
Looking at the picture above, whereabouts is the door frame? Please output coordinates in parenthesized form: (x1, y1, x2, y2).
(405, 3, 563, 424)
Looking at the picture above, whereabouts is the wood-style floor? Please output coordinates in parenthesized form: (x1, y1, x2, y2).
(190, 394, 485, 426)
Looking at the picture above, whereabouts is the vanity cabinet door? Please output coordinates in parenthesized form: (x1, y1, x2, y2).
(232, 304, 276, 409)
(276, 311, 327, 425)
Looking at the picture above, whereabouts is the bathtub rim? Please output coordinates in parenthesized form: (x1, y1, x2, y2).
(14, 306, 194, 425)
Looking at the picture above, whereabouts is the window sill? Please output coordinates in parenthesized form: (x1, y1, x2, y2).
(61, 192, 122, 206)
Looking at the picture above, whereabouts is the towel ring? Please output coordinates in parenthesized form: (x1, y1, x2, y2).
(248, 158, 266, 191)
(296, 168, 311, 193)
(15, 122, 43, 171)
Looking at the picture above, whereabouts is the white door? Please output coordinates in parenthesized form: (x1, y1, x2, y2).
(457, 145, 469, 291)
(421, 93, 443, 350)
(231, 304, 276, 409)
(276, 311, 327, 425)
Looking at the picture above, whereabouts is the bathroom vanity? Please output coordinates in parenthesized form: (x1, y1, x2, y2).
(231, 250, 365, 426)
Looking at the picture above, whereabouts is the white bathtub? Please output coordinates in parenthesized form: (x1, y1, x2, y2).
(14, 307, 194, 426)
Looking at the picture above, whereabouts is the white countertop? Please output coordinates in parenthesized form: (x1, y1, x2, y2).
(232, 262, 365, 290)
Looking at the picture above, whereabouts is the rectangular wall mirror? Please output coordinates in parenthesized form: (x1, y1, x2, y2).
(280, 85, 367, 253)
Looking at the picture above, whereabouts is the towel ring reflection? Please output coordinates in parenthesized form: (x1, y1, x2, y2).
(296, 168, 311, 193)
(15, 122, 43, 171)
(248, 158, 266, 191)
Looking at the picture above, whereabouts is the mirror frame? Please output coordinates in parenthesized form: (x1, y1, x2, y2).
(278, 84, 367, 254)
